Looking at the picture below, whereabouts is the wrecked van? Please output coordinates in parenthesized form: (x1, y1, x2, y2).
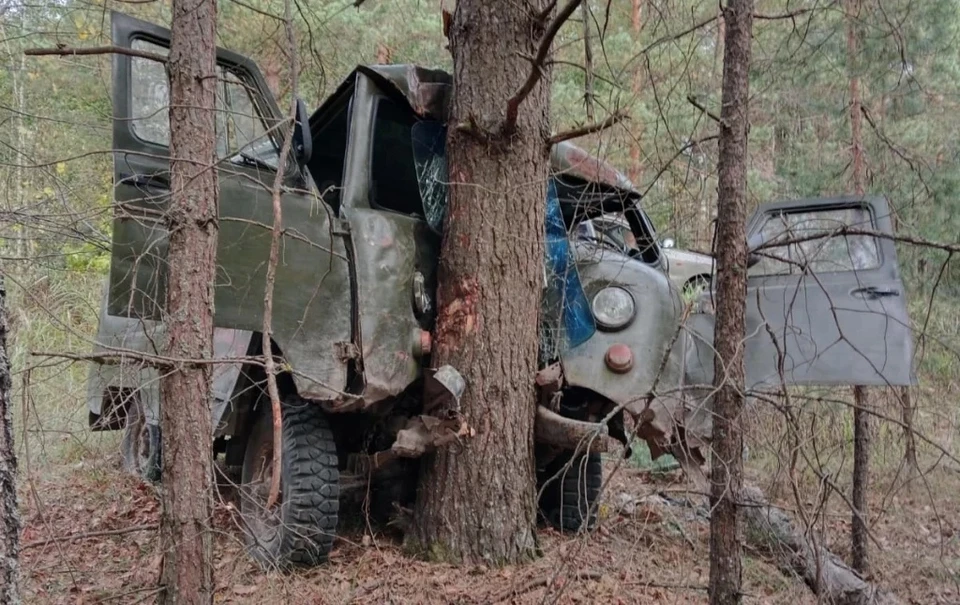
(85, 11, 917, 568)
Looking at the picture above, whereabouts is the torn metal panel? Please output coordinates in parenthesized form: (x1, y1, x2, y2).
(422, 364, 465, 417)
(535, 406, 609, 454)
(392, 414, 470, 458)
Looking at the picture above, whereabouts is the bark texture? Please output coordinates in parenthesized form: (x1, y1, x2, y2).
(846, 0, 871, 575)
(159, 0, 218, 601)
(0, 277, 21, 604)
(411, 0, 550, 565)
(708, 1, 753, 603)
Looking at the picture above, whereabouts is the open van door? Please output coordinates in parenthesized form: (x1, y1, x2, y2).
(686, 195, 915, 389)
(106, 11, 354, 400)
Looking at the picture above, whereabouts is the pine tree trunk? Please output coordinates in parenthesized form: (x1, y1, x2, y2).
(629, 0, 643, 184)
(900, 386, 919, 477)
(0, 277, 21, 604)
(159, 0, 218, 601)
(846, 0, 871, 576)
(411, 0, 550, 565)
(708, 1, 753, 603)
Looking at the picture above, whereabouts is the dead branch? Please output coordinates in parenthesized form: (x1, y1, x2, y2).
(22, 524, 158, 550)
(546, 111, 627, 146)
(504, 0, 583, 133)
(262, 0, 300, 512)
(686, 94, 721, 123)
(493, 570, 603, 602)
(24, 46, 167, 64)
(741, 485, 903, 604)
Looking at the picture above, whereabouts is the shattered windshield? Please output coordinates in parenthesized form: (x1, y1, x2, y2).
(411, 122, 596, 356)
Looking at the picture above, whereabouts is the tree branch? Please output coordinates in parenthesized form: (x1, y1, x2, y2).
(686, 94, 721, 123)
(546, 111, 627, 146)
(22, 524, 158, 550)
(504, 0, 583, 133)
(24, 45, 168, 64)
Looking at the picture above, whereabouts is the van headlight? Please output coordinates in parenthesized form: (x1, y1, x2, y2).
(591, 286, 635, 330)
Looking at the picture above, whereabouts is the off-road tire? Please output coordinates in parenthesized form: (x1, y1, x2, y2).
(120, 397, 161, 482)
(240, 394, 339, 569)
(538, 451, 602, 533)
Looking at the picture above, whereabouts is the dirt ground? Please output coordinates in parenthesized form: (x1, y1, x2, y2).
(17, 452, 960, 605)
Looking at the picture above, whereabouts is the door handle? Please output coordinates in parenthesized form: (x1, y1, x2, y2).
(119, 173, 170, 191)
(851, 286, 900, 300)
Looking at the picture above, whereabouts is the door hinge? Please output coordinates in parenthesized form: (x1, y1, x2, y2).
(332, 219, 351, 236)
(335, 341, 360, 362)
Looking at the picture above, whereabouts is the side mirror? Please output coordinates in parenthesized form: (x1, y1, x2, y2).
(292, 97, 312, 166)
(661, 237, 676, 249)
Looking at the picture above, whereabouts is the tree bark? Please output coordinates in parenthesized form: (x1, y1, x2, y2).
(899, 387, 918, 478)
(411, 0, 551, 565)
(581, 2, 594, 121)
(0, 277, 21, 604)
(628, 0, 643, 184)
(708, 1, 753, 604)
(846, 0, 871, 576)
(158, 0, 218, 602)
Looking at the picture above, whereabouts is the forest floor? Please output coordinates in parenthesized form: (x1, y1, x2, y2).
(17, 450, 960, 604)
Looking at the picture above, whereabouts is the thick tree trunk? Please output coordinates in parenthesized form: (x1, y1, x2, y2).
(411, 0, 550, 565)
(846, 0, 871, 576)
(0, 278, 21, 604)
(708, 1, 753, 603)
(158, 0, 218, 602)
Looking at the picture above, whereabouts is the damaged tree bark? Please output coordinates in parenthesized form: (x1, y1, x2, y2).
(411, 0, 557, 564)
(0, 277, 20, 604)
(709, 0, 753, 603)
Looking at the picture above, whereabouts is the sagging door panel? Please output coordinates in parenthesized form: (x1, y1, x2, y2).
(687, 196, 915, 389)
(109, 11, 353, 399)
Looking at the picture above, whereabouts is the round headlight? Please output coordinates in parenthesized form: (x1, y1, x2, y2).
(591, 286, 636, 330)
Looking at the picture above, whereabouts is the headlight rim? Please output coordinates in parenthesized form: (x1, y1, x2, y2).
(591, 285, 637, 331)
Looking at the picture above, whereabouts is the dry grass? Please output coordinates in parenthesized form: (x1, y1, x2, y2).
(8, 269, 960, 603)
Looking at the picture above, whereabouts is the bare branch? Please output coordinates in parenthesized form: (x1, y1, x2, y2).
(504, 0, 583, 133)
(686, 94, 721, 123)
(24, 45, 168, 64)
(546, 110, 627, 146)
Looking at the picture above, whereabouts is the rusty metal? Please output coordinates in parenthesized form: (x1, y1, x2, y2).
(604, 343, 634, 373)
(535, 405, 609, 454)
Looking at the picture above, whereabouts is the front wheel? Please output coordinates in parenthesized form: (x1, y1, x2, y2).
(538, 450, 602, 533)
(120, 397, 161, 482)
(240, 394, 340, 568)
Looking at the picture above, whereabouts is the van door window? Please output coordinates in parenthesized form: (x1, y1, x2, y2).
(129, 40, 277, 170)
(371, 97, 423, 216)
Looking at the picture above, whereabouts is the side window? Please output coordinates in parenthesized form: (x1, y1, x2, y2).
(222, 71, 279, 170)
(129, 40, 278, 171)
(371, 97, 423, 216)
(751, 206, 881, 276)
(130, 39, 171, 146)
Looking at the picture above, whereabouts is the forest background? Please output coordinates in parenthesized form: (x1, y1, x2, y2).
(2, 0, 960, 602)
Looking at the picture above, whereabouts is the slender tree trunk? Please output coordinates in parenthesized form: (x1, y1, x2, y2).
(581, 2, 594, 121)
(899, 387, 918, 477)
(0, 277, 21, 604)
(411, 0, 551, 565)
(846, 0, 871, 576)
(159, 0, 218, 601)
(629, 0, 643, 184)
(708, 1, 753, 603)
